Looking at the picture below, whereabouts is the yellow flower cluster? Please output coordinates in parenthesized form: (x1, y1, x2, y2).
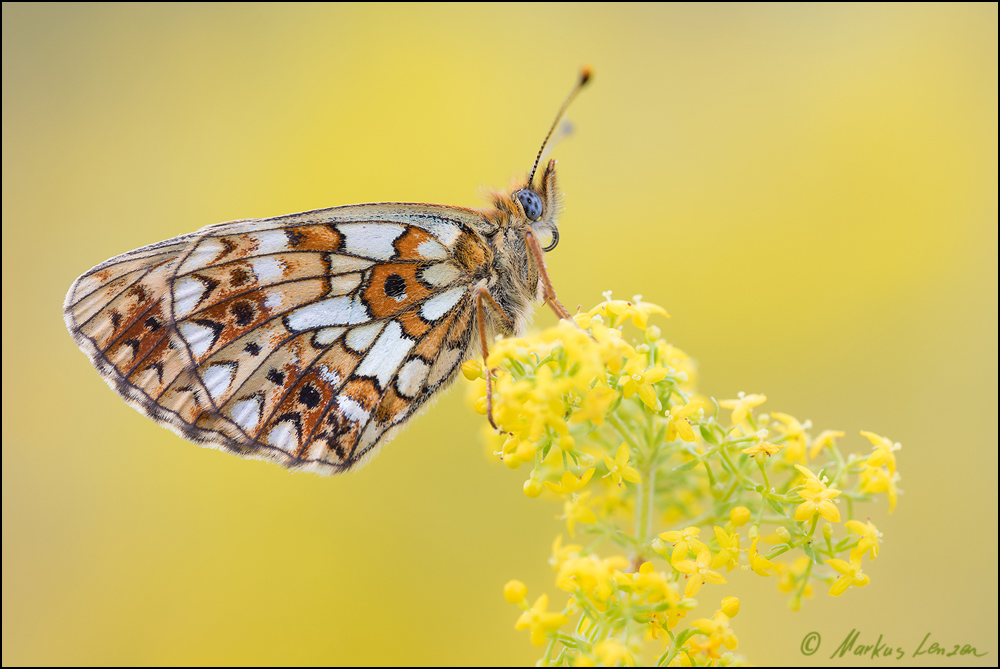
(467, 296, 901, 665)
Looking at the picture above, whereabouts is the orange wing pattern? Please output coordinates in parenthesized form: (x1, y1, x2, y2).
(64, 204, 491, 474)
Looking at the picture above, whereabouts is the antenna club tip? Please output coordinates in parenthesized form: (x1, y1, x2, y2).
(579, 65, 593, 85)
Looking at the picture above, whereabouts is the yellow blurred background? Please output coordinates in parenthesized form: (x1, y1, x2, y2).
(3, 4, 996, 665)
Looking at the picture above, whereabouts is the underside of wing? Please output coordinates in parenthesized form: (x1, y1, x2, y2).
(65, 204, 490, 475)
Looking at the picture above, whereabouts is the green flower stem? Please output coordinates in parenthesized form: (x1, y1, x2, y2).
(635, 452, 657, 546)
(607, 412, 644, 459)
(756, 458, 773, 491)
(554, 632, 583, 649)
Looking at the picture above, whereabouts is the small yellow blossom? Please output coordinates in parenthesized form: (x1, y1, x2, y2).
(711, 527, 741, 571)
(826, 556, 870, 596)
(794, 465, 842, 523)
(644, 611, 671, 645)
(585, 294, 670, 330)
(544, 468, 595, 495)
(747, 537, 774, 577)
(674, 549, 727, 597)
(619, 356, 669, 410)
(515, 593, 569, 646)
(845, 519, 881, 561)
(688, 611, 739, 660)
(603, 443, 642, 487)
(741, 440, 782, 458)
(504, 580, 527, 603)
(861, 430, 901, 475)
(556, 554, 629, 604)
(573, 385, 618, 426)
(718, 392, 766, 425)
(859, 465, 900, 513)
(666, 400, 706, 442)
(632, 562, 677, 603)
(657, 526, 708, 563)
(771, 412, 808, 463)
(562, 491, 597, 537)
(809, 429, 845, 459)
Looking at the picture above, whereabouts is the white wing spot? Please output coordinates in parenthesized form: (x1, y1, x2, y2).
(250, 255, 286, 283)
(318, 364, 342, 387)
(339, 223, 405, 260)
(420, 286, 466, 321)
(328, 273, 361, 296)
(355, 321, 415, 387)
(419, 263, 461, 288)
(285, 295, 369, 331)
(178, 238, 226, 274)
(173, 276, 209, 318)
(314, 326, 346, 345)
(251, 230, 292, 256)
(328, 254, 374, 274)
(345, 321, 386, 352)
(412, 219, 461, 247)
(179, 321, 217, 358)
(337, 396, 370, 424)
(267, 420, 299, 452)
(229, 396, 263, 431)
(202, 363, 236, 401)
(416, 239, 448, 260)
(396, 358, 429, 398)
(265, 287, 291, 312)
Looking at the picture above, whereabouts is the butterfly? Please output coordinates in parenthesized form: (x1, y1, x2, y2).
(64, 68, 592, 475)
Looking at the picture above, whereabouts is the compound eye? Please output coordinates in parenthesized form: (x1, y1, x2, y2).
(516, 190, 544, 222)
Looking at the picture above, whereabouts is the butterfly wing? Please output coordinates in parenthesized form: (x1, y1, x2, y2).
(65, 204, 491, 474)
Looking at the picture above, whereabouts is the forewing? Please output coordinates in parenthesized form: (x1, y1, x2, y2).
(65, 204, 488, 475)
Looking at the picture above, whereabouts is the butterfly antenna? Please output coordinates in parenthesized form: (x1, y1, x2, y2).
(527, 66, 593, 186)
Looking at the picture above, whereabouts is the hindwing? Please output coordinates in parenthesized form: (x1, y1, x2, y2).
(64, 204, 492, 474)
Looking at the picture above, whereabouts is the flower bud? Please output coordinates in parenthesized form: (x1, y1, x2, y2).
(730, 506, 751, 527)
(523, 478, 543, 498)
(558, 435, 576, 452)
(504, 580, 527, 603)
(461, 359, 483, 381)
(720, 596, 740, 618)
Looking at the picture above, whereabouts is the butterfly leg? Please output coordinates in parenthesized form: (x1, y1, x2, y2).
(524, 229, 575, 322)
(474, 285, 512, 432)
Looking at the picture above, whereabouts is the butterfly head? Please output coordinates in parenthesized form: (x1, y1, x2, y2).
(514, 159, 561, 252)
